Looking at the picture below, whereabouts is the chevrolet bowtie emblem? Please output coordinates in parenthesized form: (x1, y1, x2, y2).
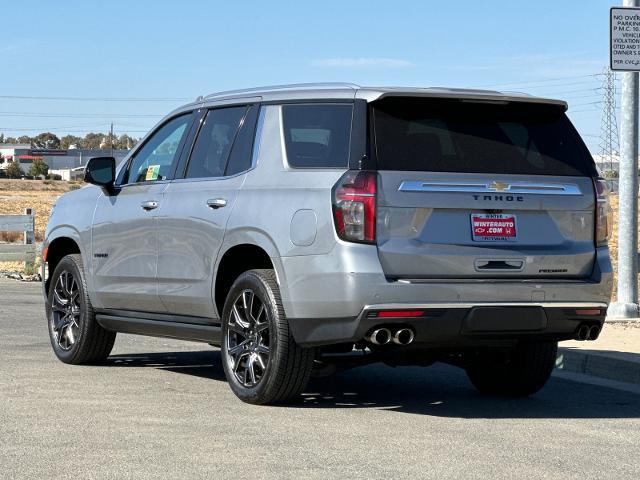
(488, 181, 509, 192)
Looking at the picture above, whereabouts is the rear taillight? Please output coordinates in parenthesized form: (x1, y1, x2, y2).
(332, 170, 377, 244)
(594, 178, 612, 247)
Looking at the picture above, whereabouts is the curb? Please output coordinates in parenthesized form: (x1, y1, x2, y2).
(556, 347, 640, 385)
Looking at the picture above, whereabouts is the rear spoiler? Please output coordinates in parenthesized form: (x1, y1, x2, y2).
(357, 89, 568, 112)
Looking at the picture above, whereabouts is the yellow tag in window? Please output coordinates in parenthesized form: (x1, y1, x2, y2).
(145, 165, 160, 181)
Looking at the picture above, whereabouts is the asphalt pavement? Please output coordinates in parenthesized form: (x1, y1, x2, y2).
(1, 278, 639, 479)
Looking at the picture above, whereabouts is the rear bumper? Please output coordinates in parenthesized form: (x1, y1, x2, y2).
(289, 302, 607, 347)
(281, 244, 612, 347)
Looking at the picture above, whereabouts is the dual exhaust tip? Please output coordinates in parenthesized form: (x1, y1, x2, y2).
(576, 324, 601, 341)
(367, 327, 414, 346)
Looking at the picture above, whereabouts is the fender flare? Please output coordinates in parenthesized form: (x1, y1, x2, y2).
(45, 225, 92, 288)
(215, 228, 290, 310)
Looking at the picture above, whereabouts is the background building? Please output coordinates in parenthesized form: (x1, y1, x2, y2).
(0, 146, 129, 175)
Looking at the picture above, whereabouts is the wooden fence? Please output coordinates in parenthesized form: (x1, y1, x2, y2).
(0, 208, 36, 268)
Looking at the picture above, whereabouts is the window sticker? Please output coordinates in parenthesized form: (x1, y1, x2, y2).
(145, 165, 160, 181)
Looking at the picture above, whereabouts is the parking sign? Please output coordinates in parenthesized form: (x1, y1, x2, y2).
(611, 7, 640, 71)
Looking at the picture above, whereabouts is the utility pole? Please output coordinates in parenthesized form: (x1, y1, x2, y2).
(609, 0, 640, 320)
(110, 122, 114, 158)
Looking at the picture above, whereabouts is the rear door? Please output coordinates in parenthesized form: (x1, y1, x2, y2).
(156, 104, 259, 319)
(371, 96, 598, 279)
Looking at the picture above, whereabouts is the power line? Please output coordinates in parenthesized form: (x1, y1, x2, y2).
(570, 101, 602, 107)
(0, 124, 148, 132)
(0, 95, 190, 102)
(567, 109, 601, 115)
(468, 73, 599, 89)
(0, 112, 163, 118)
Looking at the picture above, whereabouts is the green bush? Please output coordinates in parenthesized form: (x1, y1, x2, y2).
(27, 159, 49, 178)
(5, 161, 23, 178)
(46, 173, 62, 181)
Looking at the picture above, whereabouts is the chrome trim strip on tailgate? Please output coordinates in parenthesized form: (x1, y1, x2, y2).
(399, 180, 582, 196)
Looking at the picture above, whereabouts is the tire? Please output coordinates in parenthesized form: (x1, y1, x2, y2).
(465, 341, 558, 397)
(46, 254, 116, 364)
(221, 269, 315, 405)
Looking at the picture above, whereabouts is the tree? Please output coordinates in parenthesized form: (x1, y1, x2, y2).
(17, 135, 32, 146)
(3, 136, 17, 144)
(83, 132, 104, 149)
(5, 161, 23, 178)
(32, 132, 61, 149)
(27, 159, 49, 178)
(60, 135, 83, 150)
(116, 134, 137, 149)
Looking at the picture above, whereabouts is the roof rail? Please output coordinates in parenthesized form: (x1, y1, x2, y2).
(500, 90, 534, 97)
(430, 86, 505, 95)
(202, 82, 361, 100)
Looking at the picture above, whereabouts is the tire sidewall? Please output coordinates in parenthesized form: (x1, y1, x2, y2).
(46, 255, 88, 363)
(221, 271, 281, 402)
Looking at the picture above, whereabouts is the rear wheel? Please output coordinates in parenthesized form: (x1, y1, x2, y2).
(46, 254, 116, 364)
(465, 341, 557, 396)
(221, 269, 315, 404)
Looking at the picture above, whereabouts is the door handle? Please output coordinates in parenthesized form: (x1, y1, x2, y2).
(140, 200, 159, 211)
(207, 198, 227, 209)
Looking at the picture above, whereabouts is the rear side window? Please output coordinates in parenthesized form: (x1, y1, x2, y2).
(282, 104, 353, 168)
(371, 97, 597, 176)
(186, 107, 246, 179)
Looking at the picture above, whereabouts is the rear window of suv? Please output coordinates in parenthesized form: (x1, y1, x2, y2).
(282, 104, 353, 168)
(371, 97, 597, 176)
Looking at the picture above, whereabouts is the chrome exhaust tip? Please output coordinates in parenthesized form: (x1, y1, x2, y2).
(577, 324, 590, 341)
(588, 325, 601, 341)
(392, 328, 415, 345)
(367, 328, 392, 346)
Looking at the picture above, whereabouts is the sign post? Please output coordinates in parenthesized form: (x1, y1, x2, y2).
(609, 1, 640, 320)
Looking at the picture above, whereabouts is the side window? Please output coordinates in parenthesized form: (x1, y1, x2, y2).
(124, 114, 192, 184)
(225, 105, 259, 176)
(185, 107, 246, 179)
(282, 104, 353, 168)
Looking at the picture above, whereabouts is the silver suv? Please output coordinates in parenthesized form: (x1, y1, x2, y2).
(43, 83, 613, 404)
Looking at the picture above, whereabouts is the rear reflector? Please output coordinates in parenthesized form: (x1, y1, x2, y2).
(376, 310, 424, 318)
(575, 309, 602, 316)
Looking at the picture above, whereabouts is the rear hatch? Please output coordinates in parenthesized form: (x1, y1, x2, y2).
(371, 96, 598, 279)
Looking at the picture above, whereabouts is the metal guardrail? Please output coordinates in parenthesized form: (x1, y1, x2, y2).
(0, 208, 36, 267)
(605, 179, 619, 193)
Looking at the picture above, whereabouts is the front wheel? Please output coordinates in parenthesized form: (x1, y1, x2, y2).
(221, 269, 315, 405)
(46, 254, 116, 364)
(465, 341, 558, 397)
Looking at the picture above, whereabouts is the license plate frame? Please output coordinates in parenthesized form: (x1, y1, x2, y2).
(471, 213, 517, 242)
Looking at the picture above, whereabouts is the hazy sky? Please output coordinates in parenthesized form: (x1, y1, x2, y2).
(0, 0, 620, 152)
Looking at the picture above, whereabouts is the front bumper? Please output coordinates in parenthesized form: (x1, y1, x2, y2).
(289, 302, 608, 347)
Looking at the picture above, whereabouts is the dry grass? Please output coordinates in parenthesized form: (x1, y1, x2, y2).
(608, 194, 620, 301)
(0, 179, 77, 271)
(604, 194, 640, 302)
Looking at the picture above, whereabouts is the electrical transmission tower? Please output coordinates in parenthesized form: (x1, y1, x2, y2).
(598, 67, 620, 174)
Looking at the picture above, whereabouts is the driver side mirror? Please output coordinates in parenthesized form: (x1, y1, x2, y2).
(84, 157, 116, 195)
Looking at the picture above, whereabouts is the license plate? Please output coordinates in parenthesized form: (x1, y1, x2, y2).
(471, 213, 517, 242)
